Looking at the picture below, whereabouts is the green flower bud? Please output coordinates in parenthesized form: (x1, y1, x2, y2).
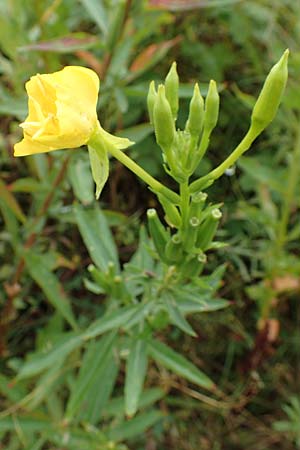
(147, 80, 157, 124)
(165, 62, 179, 119)
(196, 208, 222, 251)
(180, 254, 206, 278)
(183, 216, 200, 251)
(189, 191, 207, 218)
(186, 83, 204, 137)
(88, 264, 110, 292)
(251, 49, 289, 135)
(153, 84, 175, 151)
(203, 80, 219, 134)
(158, 194, 181, 228)
(147, 208, 170, 263)
(165, 233, 183, 262)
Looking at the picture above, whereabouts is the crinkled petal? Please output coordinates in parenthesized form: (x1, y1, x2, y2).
(14, 136, 57, 157)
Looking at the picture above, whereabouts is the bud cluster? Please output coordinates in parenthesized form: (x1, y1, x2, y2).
(145, 51, 288, 279)
(147, 192, 223, 278)
(147, 62, 220, 183)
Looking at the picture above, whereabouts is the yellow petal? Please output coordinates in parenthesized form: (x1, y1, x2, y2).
(14, 136, 55, 157)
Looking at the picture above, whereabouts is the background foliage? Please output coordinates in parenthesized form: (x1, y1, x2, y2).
(0, 1, 299, 449)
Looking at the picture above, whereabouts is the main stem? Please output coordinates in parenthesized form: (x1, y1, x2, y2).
(190, 127, 258, 193)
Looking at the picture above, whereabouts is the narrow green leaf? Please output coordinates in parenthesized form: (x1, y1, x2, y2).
(107, 410, 163, 442)
(177, 298, 230, 314)
(79, 353, 119, 424)
(0, 179, 26, 223)
(66, 332, 117, 419)
(88, 143, 109, 200)
(68, 154, 94, 205)
(105, 388, 165, 418)
(125, 338, 148, 417)
(82, 306, 139, 340)
(17, 333, 82, 380)
(79, 0, 108, 35)
(148, 340, 215, 391)
(23, 251, 77, 329)
(0, 417, 55, 433)
(166, 299, 197, 337)
(74, 204, 119, 271)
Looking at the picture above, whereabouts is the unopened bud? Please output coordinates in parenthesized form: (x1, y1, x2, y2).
(186, 83, 204, 137)
(165, 233, 183, 262)
(196, 208, 222, 250)
(153, 85, 176, 151)
(165, 62, 179, 119)
(251, 49, 289, 135)
(189, 191, 207, 218)
(147, 208, 170, 263)
(203, 80, 219, 134)
(147, 80, 157, 124)
(158, 194, 181, 228)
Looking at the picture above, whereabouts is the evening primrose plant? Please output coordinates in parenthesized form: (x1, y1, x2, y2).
(12, 51, 288, 428)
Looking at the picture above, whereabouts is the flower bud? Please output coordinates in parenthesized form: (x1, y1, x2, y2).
(88, 264, 110, 292)
(165, 233, 183, 262)
(203, 80, 219, 134)
(196, 208, 222, 251)
(183, 216, 200, 252)
(147, 80, 157, 124)
(180, 253, 206, 278)
(165, 62, 179, 119)
(189, 191, 207, 218)
(186, 83, 204, 137)
(251, 49, 289, 135)
(153, 85, 175, 151)
(158, 194, 181, 228)
(147, 208, 170, 263)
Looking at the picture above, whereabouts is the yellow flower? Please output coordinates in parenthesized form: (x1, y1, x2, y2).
(14, 66, 99, 157)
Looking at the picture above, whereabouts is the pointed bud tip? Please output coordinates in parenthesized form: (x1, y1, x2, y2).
(149, 80, 156, 91)
(277, 49, 289, 67)
(157, 84, 165, 95)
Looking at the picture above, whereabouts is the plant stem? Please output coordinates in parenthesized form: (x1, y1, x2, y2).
(180, 181, 190, 231)
(276, 123, 300, 253)
(106, 143, 180, 204)
(190, 127, 258, 193)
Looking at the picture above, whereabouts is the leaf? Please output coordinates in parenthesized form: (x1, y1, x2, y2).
(18, 33, 99, 53)
(0, 86, 27, 120)
(107, 410, 163, 442)
(9, 178, 43, 193)
(177, 298, 230, 314)
(148, 340, 215, 390)
(105, 388, 165, 418)
(88, 142, 109, 199)
(0, 179, 26, 223)
(117, 124, 153, 144)
(0, 416, 55, 433)
(238, 156, 285, 193)
(79, 352, 119, 424)
(82, 306, 140, 340)
(129, 38, 181, 77)
(125, 338, 148, 417)
(66, 332, 118, 419)
(68, 154, 94, 205)
(74, 204, 119, 271)
(165, 299, 197, 337)
(23, 251, 77, 329)
(17, 333, 82, 380)
(79, 0, 108, 35)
